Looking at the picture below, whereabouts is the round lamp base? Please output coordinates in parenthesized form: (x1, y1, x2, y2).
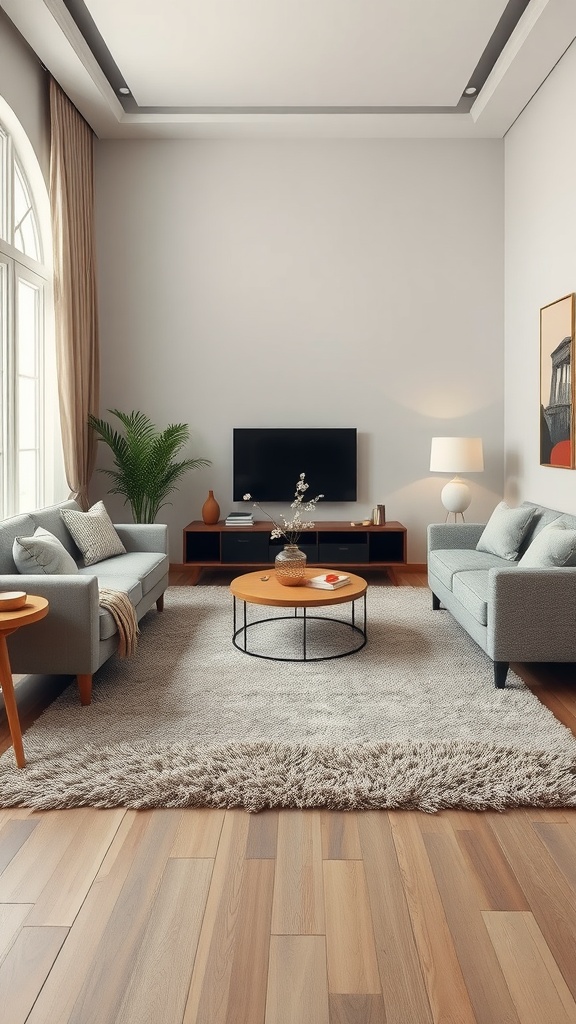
(441, 478, 471, 516)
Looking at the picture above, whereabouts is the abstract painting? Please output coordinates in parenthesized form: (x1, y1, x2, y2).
(540, 293, 575, 468)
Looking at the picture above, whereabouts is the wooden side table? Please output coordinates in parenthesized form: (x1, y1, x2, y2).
(0, 596, 49, 768)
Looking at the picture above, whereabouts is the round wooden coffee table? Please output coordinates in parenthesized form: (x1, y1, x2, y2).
(0, 595, 49, 767)
(230, 568, 367, 661)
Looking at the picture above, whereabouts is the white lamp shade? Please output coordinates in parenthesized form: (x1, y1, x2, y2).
(429, 437, 484, 474)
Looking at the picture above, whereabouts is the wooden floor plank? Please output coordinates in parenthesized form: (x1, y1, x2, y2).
(0, 810, 33, 829)
(357, 812, 433, 1024)
(396, 572, 427, 587)
(455, 819, 530, 911)
(388, 811, 477, 1024)
(28, 810, 181, 1024)
(403, 809, 454, 834)
(424, 830, 520, 1023)
(265, 935, 329, 1024)
(170, 808, 225, 858)
(95, 810, 137, 880)
(484, 911, 576, 1024)
(116, 858, 213, 1024)
(549, 689, 576, 720)
(0, 903, 32, 963)
(320, 811, 362, 860)
(27, 809, 125, 926)
(182, 809, 250, 1024)
(0, 926, 68, 1024)
(63, 809, 182, 1024)
(522, 808, 568, 823)
(0, 818, 38, 875)
(328, 994, 386, 1024)
(531, 822, 576, 890)
(26, 812, 152, 1024)
(225, 859, 276, 1024)
(487, 811, 576, 1001)
(169, 568, 200, 586)
(565, 812, 576, 837)
(246, 810, 279, 859)
(323, 860, 381, 995)
(271, 810, 324, 935)
(529, 671, 576, 715)
(0, 810, 88, 903)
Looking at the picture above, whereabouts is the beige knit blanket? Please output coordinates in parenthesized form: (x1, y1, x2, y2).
(98, 588, 139, 657)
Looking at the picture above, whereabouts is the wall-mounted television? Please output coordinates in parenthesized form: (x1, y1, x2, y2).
(233, 427, 357, 502)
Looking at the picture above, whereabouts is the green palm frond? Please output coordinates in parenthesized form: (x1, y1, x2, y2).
(88, 410, 211, 523)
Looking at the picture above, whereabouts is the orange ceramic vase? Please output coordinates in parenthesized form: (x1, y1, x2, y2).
(201, 490, 220, 525)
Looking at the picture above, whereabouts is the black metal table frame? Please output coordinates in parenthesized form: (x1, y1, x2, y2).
(232, 592, 367, 662)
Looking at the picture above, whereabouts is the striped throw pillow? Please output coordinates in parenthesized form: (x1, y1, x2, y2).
(61, 500, 126, 566)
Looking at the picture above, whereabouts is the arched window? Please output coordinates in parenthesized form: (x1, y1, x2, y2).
(13, 157, 41, 260)
(0, 110, 58, 517)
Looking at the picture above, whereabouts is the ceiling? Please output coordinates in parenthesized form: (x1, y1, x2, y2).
(2, 0, 576, 139)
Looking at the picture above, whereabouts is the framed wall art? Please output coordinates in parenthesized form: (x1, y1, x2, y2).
(540, 293, 575, 468)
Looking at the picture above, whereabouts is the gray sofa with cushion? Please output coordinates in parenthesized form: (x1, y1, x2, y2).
(427, 501, 576, 688)
(0, 499, 169, 704)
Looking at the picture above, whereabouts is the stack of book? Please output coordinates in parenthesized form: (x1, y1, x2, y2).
(306, 573, 351, 590)
(225, 510, 254, 527)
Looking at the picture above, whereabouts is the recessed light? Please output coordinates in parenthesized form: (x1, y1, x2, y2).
(464, 86, 477, 96)
(119, 86, 130, 95)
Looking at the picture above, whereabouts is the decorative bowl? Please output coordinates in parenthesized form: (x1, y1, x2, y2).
(0, 591, 28, 611)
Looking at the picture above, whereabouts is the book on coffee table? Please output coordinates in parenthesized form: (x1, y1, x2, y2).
(306, 573, 351, 590)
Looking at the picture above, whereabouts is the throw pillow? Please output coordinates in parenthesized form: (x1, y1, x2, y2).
(60, 500, 126, 566)
(13, 527, 79, 575)
(476, 501, 536, 561)
(518, 521, 576, 568)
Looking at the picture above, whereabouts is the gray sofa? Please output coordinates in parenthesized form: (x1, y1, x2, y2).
(0, 499, 169, 704)
(427, 501, 576, 688)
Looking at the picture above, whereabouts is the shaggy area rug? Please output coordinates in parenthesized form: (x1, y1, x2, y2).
(1, 585, 576, 812)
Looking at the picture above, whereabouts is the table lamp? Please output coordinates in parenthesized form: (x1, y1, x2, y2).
(429, 437, 484, 520)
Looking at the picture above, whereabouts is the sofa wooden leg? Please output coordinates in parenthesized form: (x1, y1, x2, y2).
(156, 594, 164, 612)
(77, 674, 93, 705)
(432, 592, 440, 611)
(494, 661, 509, 688)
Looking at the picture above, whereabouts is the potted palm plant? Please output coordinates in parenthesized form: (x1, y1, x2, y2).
(88, 409, 211, 523)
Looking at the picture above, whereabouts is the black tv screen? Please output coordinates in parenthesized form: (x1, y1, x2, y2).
(233, 428, 357, 502)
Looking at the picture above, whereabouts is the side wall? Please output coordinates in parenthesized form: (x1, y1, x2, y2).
(505, 40, 576, 511)
(0, 9, 49, 181)
(94, 139, 504, 562)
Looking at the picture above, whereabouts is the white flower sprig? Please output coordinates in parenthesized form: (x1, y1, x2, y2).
(243, 472, 324, 545)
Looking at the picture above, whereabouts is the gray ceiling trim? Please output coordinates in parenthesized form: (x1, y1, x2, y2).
(61, 0, 532, 115)
(463, 0, 531, 95)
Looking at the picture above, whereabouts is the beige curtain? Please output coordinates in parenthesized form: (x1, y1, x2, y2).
(49, 78, 99, 510)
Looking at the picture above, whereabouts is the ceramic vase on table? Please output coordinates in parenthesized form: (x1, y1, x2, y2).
(201, 490, 220, 525)
(275, 544, 307, 586)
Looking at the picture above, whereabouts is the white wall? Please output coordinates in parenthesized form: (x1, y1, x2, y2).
(94, 139, 504, 562)
(0, 10, 49, 182)
(505, 40, 576, 511)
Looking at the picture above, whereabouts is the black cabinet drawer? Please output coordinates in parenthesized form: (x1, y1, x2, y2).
(186, 532, 220, 562)
(221, 531, 270, 563)
(269, 539, 318, 562)
(369, 532, 405, 562)
(318, 542, 369, 563)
